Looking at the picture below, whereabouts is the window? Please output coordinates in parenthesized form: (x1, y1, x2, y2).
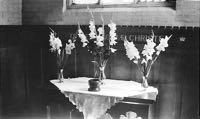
(72, 0, 99, 4)
(67, 0, 175, 9)
(72, 0, 133, 5)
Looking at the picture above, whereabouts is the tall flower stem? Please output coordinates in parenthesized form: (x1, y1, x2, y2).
(136, 62, 144, 77)
(141, 55, 158, 88)
(146, 55, 158, 78)
(99, 52, 105, 81)
(141, 63, 149, 88)
(49, 28, 76, 83)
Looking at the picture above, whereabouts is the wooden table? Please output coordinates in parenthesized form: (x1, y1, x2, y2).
(50, 77, 158, 119)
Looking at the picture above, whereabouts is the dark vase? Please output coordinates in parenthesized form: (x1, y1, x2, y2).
(88, 78, 101, 92)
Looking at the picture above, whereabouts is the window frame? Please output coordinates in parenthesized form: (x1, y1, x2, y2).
(67, 0, 175, 9)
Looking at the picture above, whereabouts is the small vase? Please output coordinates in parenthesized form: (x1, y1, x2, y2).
(99, 66, 106, 84)
(142, 76, 148, 88)
(58, 68, 64, 83)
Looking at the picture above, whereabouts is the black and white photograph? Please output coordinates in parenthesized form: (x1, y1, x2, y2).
(0, 0, 199, 119)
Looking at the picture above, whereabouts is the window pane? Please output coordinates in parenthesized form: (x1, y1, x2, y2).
(72, 0, 99, 4)
(101, 0, 133, 4)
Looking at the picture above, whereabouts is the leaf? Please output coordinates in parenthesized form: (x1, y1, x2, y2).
(61, 49, 65, 61)
(103, 59, 108, 67)
(91, 60, 100, 78)
(151, 30, 155, 39)
(91, 61, 99, 68)
(49, 27, 55, 33)
(62, 54, 69, 69)
(57, 52, 61, 66)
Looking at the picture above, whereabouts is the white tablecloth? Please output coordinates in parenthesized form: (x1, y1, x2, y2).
(50, 77, 158, 119)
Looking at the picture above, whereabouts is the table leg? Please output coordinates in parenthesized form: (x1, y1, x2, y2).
(46, 105, 51, 119)
(148, 104, 155, 119)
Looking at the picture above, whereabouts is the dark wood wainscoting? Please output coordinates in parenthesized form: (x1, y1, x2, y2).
(0, 26, 199, 119)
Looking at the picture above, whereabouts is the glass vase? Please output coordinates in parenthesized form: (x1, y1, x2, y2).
(58, 68, 64, 83)
(142, 76, 148, 88)
(99, 66, 106, 82)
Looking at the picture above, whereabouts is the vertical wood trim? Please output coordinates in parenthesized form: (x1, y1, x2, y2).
(178, 51, 185, 119)
(0, 48, 3, 91)
(148, 104, 153, 119)
(0, 90, 1, 118)
(40, 48, 44, 87)
(24, 47, 30, 102)
(46, 105, 51, 119)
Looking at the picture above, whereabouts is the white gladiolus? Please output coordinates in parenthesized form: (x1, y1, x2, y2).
(83, 43, 88, 47)
(49, 32, 55, 42)
(119, 111, 142, 119)
(58, 49, 61, 55)
(156, 35, 171, 55)
(108, 21, 117, 46)
(98, 27, 104, 35)
(78, 28, 88, 47)
(142, 38, 156, 61)
(110, 48, 117, 53)
(95, 27, 104, 47)
(124, 39, 140, 63)
(77, 16, 118, 68)
(68, 39, 75, 49)
(49, 32, 62, 54)
(89, 19, 96, 39)
(89, 32, 96, 39)
(65, 43, 72, 54)
(65, 39, 75, 54)
(96, 35, 104, 47)
(109, 32, 117, 45)
(124, 31, 172, 82)
(49, 28, 76, 76)
(108, 21, 117, 31)
(89, 19, 95, 30)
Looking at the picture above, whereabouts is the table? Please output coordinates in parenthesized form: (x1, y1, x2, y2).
(50, 77, 158, 119)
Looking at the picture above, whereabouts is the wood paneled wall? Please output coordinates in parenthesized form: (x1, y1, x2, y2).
(0, 26, 199, 119)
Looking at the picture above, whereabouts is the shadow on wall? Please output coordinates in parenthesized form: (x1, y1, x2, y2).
(0, 0, 22, 25)
(22, 0, 63, 24)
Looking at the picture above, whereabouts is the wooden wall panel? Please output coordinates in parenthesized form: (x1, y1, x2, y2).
(0, 47, 26, 112)
(0, 26, 199, 119)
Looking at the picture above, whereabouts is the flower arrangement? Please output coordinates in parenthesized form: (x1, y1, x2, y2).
(78, 14, 118, 82)
(124, 31, 172, 88)
(49, 28, 76, 82)
(119, 111, 142, 119)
